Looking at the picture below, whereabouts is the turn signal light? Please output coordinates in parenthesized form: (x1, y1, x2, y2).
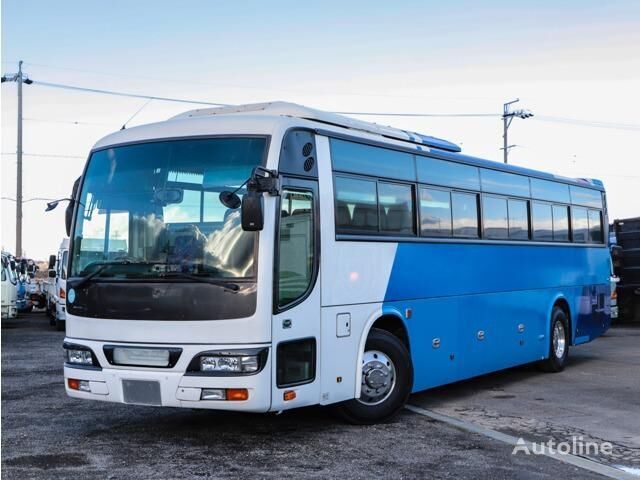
(67, 378, 90, 392)
(283, 390, 296, 401)
(611, 290, 617, 300)
(59, 288, 66, 299)
(226, 388, 248, 401)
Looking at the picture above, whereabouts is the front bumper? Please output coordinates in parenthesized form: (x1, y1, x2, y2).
(56, 302, 66, 321)
(1, 304, 17, 319)
(63, 339, 272, 412)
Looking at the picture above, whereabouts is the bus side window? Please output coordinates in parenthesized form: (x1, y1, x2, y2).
(572, 207, 589, 243)
(451, 192, 479, 238)
(277, 189, 315, 308)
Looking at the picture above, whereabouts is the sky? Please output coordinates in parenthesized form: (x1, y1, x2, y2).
(2, 0, 639, 259)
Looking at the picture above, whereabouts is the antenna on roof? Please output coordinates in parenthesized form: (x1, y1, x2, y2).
(121, 98, 153, 130)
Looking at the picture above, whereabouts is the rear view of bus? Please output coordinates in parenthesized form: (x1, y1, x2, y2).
(63, 102, 612, 423)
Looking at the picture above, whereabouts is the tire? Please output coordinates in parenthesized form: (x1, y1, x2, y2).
(56, 319, 66, 332)
(539, 306, 569, 372)
(335, 328, 413, 424)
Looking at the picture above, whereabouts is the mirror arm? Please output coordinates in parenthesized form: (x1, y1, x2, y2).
(250, 167, 279, 195)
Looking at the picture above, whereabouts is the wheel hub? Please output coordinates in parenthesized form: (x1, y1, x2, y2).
(553, 321, 566, 359)
(358, 350, 396, 406)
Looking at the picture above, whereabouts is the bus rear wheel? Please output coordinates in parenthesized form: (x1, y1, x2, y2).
(539, 306, 569, 372)
(335, 328, 413, 424)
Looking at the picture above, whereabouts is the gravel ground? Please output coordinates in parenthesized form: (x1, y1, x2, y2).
(2, 313, 605, 479)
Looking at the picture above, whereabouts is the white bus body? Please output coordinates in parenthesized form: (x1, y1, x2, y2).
(63, 102, 610, 423)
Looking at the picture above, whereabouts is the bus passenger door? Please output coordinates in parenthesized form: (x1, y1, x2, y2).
(271, 178, 322, 411)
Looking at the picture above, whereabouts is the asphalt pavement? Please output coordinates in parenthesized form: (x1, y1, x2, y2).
(2, 312, 637, 479)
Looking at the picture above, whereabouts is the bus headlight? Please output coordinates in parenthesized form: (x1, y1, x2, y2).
(63, 342, 100, 368)
(188, 348, 268, 375)
(66, 349, 93, 365)
(200, 354, 258, 373)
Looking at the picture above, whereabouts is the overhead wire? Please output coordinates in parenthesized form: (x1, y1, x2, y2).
(1, 152, 85, 159)
(18, 79, 640, 131)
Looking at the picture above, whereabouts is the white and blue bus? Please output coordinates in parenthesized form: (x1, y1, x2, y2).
(59, 102, 612, 423)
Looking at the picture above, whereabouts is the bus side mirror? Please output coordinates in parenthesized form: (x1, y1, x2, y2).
(241, 191, 264, 231)
(65, 205, 73, 237)
(48, 269, 57, 278)
(65, 177, 81, 237)
(49, 255, 56, 270)
(10, 260, 16, 271)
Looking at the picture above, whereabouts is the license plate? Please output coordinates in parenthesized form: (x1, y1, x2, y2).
(122, 380, 161, 406)
(113, 348, 170, 367)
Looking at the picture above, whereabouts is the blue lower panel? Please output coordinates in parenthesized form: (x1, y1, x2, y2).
(386, 289, 555, 392)
(574, 284, 611, 343)
(386, 285, 610, 393)
(382, 242, 611, 393)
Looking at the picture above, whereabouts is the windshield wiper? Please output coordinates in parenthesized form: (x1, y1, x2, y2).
(72, 260, 149, 289)
(159, 271, 240, 292)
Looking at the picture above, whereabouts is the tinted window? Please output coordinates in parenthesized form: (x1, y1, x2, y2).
(588, 210, 603, 243)
(61, 251, 68, 280)
(379, 182, 415, 234)
(530, 178, 570, 203)
(552, 205, 570, 242)
(278, 190, 314, 307)
(572, 206, 589, 242)
(532, 202, 553, 241)
(334, 176, 378, 232)
(480, 169, 530, 197)
(164, 189, 201, 223)
(452, 192, 479, 237)
(483, 196, 508, 239)
(420, 188, 452, 237)
(331, 139, 415, 181)
(508, 199, 529, 240)
(70, 137, 264, 280)
(416, 157, 480, 190)
(570, 186, 602, 208)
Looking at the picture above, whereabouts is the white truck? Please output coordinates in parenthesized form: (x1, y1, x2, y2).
(51, 239, 69, 330)
(1, 252, 18, 319)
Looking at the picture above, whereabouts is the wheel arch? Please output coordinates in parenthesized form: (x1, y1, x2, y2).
(551, 295, 573, 344)
(355, 306, 411, 398)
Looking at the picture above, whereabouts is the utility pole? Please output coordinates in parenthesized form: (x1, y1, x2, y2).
(501, 98, 534, 164)
(2, 61, 32, 257)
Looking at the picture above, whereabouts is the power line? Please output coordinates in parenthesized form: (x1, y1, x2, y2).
(2, 196, 57, 203)
(1, 152, 85, 159)
(336, 111, 499, 118)
(11, 77, 640, 131)
(533, 115, 640, 131)
(31, 80, 231, 106)
(28, 80, 497, 118)
(23, 117, 116, 127)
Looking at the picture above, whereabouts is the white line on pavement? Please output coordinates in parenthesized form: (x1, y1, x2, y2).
(405, 404, 637, 480)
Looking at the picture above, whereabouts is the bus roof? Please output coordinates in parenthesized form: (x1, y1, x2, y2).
(95, 101, 603, 192)
(172, 102, 604, 191)
(172, 102, 463, 153)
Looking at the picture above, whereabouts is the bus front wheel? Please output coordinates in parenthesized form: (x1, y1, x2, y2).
(336, 328, 413, 425)
(539, 306, 569, 372)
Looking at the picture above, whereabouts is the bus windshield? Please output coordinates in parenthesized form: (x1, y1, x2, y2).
(70, 137, 266, 281)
